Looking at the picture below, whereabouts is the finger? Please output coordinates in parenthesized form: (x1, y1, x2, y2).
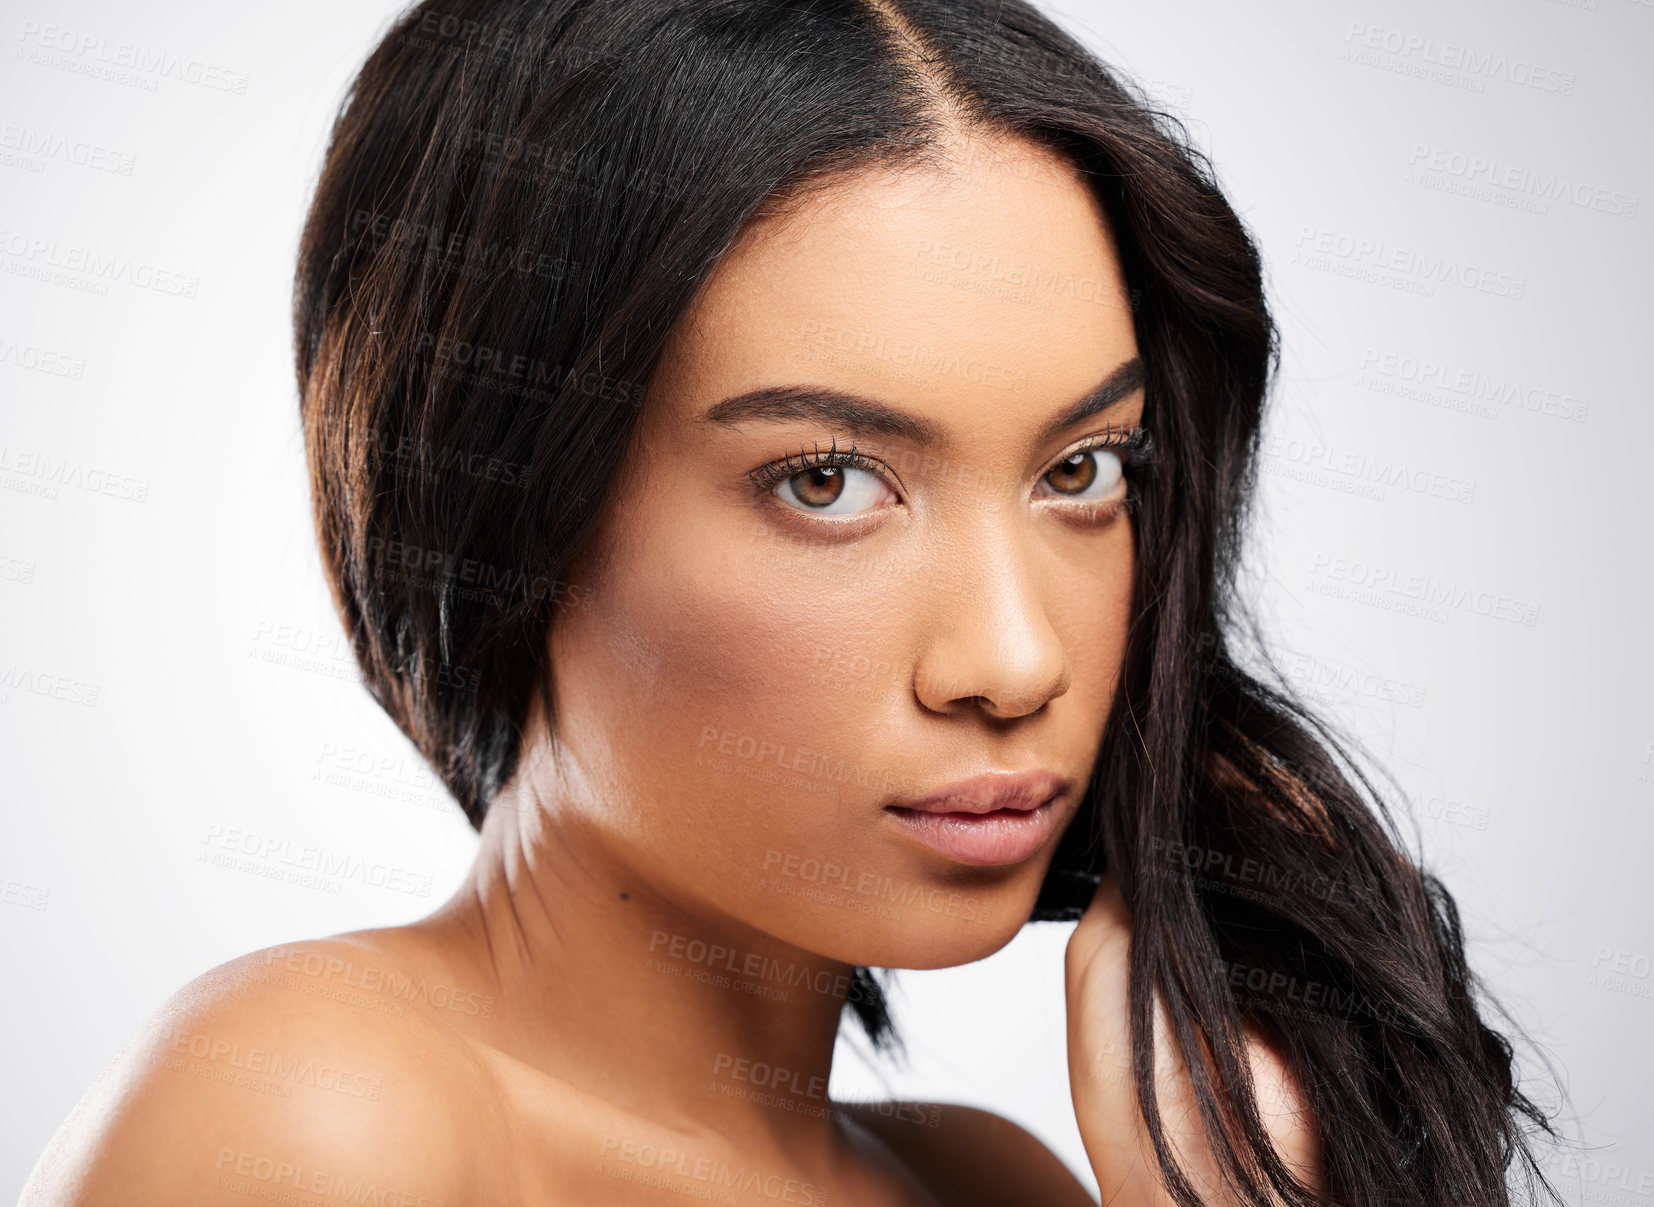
(1068, 867, 1131, 969)
(1244, 1028, 1324, 1197)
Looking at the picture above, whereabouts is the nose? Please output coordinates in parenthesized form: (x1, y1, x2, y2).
(910, 522, 1073, 720)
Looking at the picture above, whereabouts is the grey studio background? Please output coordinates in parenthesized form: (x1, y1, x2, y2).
(2, 0, 1650, 1200)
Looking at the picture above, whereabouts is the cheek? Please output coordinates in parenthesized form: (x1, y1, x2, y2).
(637, 539, 905, 749)
(554, 491, 909, 830)
(1044, 519, 1136, 710)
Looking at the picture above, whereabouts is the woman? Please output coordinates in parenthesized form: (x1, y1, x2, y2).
(22, 0, 1558, 1203)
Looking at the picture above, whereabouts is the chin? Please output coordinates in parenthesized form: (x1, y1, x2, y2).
(775, 869, 1046, 972)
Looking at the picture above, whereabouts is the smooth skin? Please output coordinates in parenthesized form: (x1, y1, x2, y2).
(23, 132, 1318, 1205)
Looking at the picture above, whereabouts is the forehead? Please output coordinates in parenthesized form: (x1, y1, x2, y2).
(649, 133, 1141, 443)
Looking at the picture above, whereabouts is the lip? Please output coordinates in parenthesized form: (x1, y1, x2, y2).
(883, 769, 1069, 866)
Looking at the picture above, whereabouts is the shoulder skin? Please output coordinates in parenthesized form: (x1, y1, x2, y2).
(18, 937, 512, 1207)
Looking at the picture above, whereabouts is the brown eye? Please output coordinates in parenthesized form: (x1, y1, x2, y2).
(1046, 452, 1098, 494)
(791, 466, 846, 507)
(1039, 448, 1124, 501)
(772, 462, 893, 517)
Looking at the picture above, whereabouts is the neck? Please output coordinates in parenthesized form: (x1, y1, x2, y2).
(421, 734, 859, 1157)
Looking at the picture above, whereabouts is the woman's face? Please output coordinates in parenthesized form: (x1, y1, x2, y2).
(543, 134, 1143, 969)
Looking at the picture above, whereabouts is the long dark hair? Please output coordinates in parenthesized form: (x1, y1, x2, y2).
(293, 1, 1561, 1202)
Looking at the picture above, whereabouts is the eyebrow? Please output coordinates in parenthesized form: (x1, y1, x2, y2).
(699, 356, 1145, 451)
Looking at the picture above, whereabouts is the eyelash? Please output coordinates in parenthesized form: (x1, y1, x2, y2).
(1048, 422, 1156, 485)
(746, 435, 882, 492)
(747, 424, 1155, 500)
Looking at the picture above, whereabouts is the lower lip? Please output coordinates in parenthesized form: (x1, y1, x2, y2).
(883, 801, 1059, 866)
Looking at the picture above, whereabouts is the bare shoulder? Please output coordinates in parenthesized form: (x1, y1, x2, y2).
(19, 935, 511, 1207)
(841, 1099, 1098, 1207)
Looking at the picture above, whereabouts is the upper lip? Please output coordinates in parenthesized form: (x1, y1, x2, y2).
(885, 769, 1069, 815)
